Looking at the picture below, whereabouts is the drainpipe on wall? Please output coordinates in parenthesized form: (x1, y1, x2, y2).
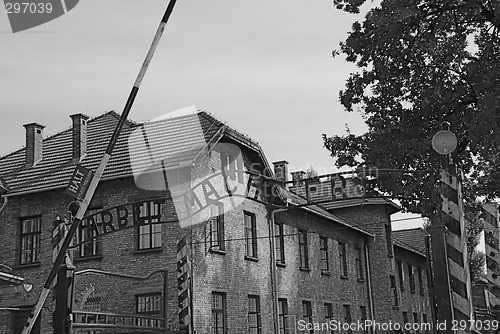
(364, 237, 375, 334)
(425, 234, 437, 334)
(269, 206, 288, 334)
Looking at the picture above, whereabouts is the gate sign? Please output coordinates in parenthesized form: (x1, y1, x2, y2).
(64, 165, 94, 200)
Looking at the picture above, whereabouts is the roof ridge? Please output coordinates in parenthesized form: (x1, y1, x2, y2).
(0, 110, 122, 162)
(138, 109, 206, 126)
(200, 111, 260, 149)
(81, 110, 137, 127)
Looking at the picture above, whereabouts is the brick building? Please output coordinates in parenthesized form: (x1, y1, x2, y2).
(392, 228, 432, 333)
(289, 175, 434, 333)
(0, 110, 433, 334)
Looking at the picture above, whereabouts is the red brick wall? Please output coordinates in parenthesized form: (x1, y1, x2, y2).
(394, 245, 432, 328)
(329, 205, 398, 325)
(275, 209, 371, 326)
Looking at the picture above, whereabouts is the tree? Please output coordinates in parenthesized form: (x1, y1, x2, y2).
(469, 250, 486, 283)
(323, 0, 500, 216)
(305, 166, 318, 178)
(465, 211, 486, 283)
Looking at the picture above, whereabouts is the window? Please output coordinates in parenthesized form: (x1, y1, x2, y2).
(221, 144, 244, 183)
(339, 242, 348, 277)
(136, 292, 162, 314)
(320, 236, 329, 273)
(422, 314, 429, 334)
(397, 260, 405, 291)
(302, 301, 313, 334)
(417, 268, 424, 295)
(248, 295, 261, 334)
(244, 212, 257, 258)
(402, 312, 409, 334)
(20, 217, 41, 265)
(278, 298, 289, 334)
(137, 200, 162, 250)
(324, 303, 333, 334)
(390, 275, 399, 307)
(360, 306, 368, 334)
(385, 224, 393, 256)
(355, 246, 363, 281)
(342, 304, 352, 334)
(78, 208, 103, 258)
(212, 292, 226, 334)
(413, 313, 419, 334)
(206, 204, 225, 252)
(298, 230, 309, 269)
(408, 264, 416, 293)
(275, 224, 285, 264)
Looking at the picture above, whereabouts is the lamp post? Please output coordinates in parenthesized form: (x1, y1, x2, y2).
(429, 122, 473, 333)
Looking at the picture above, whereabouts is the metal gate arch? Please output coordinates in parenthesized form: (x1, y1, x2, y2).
(71, 268, 187, 334)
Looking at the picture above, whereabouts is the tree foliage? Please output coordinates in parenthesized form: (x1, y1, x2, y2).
(465, 212, 486, 283)
(324, 0, 500, 216)
(305, 166, 319, 178)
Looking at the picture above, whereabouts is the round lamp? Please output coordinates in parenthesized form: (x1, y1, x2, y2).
(432, 130, 457, 155)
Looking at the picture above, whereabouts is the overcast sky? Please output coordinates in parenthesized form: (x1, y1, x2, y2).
(0, 0, 424, 228)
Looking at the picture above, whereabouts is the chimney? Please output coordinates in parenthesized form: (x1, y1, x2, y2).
(23, 123, 45, 167)
(70, 113, 89, 161)
(291, 171, 306, 187)
(273, 160, 289, 182)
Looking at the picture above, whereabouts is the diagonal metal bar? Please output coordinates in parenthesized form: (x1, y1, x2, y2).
(21, 1, 178, 333)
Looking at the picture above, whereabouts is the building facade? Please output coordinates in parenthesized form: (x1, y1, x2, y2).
(0, 110, 433, 334)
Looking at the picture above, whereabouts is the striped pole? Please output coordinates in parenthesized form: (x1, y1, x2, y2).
(21, 2, 178, 333)
(429, 163, 473, 333)
(52, 220, 66, 264)
(483, 203, 500, 307)
(177, 236, 192, 333)
(51, 219, 72, 288)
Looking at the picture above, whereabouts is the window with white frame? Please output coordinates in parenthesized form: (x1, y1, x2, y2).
(78, 208, 103, 258)
(212, 292, 226, 334)
(137, 200, 162, 250)
(206, 204, 224, 252)
(244, 212, 257, 258)
(320, 236, 329, 273)
(275, 223, 285, 264)
(136, 292, 162, 314)
(20, 216, 41, 265)
(298, 230, 309, 269)
(248, 295, 261, 334)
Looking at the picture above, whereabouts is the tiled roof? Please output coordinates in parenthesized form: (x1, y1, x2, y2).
(321, 197, 400, 213)
(281, 187, 374, 238)
(392, 228, 429, 256)
(0, 110, 258, 196)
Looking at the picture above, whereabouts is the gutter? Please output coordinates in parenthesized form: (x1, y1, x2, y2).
(298, 205, 375, 239)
